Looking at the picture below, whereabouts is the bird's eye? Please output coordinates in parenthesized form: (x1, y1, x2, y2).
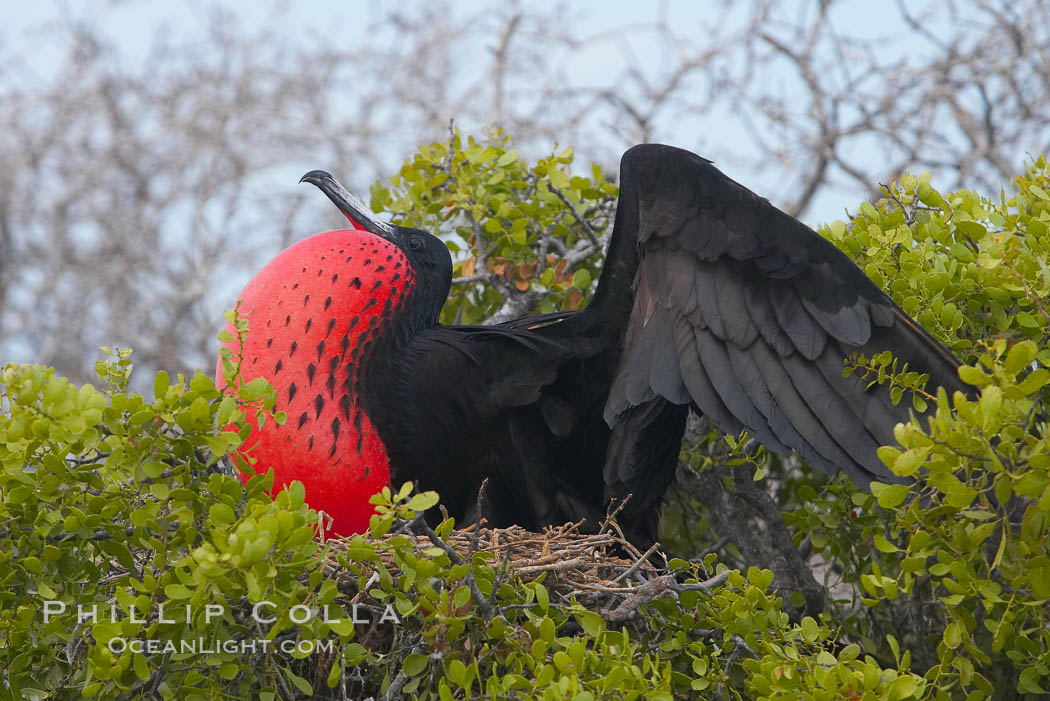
(408, 235, 424, 251)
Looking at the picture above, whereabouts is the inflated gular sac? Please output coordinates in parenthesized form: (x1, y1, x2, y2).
(216, 228, 414, 535)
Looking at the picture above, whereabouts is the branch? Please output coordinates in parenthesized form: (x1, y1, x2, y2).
(603, 571, 730, 624)
(484, 289, 545, 325)
(546, 183, 600, 249)
(408, 513, 498, 619)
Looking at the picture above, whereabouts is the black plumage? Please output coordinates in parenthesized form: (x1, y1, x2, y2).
(300, 144, 968, 542)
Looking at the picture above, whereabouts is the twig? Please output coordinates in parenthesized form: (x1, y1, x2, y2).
(724, 634, 758, 676)
(611, 541, 661, 584)
(547, 182, 600, 249)
(471, 478, 489, 555)
(514, 558, 590, 576)
(408, 514, 498, 619)
(381, 645, 424, 701)
(603, 571, 730, 624)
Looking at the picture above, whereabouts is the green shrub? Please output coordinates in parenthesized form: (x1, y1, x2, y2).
(2, 136, 1048, 699)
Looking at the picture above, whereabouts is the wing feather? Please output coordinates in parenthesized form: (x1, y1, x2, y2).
(668, 314, 743, 434)
(694, 326, 789, 453)
(715, 261, 758, 346)
(770, 279, 826, 360)
(594, 143, 971, 486)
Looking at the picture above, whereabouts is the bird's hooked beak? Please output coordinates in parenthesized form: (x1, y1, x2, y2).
(299, 170, 401, 243)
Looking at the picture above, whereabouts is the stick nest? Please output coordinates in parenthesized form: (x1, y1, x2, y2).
(318, 499, 732, 630)
(325, 517, 664, 602)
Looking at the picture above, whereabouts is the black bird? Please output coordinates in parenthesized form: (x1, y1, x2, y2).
(263, 144, 966, 541)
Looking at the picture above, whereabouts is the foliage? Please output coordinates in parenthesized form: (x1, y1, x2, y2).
(370, 127, 617, 323)
(0, 347, 925, 700)
(2, 136, 1050, 699)
(374, 135, 1050, 697)
(782, 156, 1050, 698)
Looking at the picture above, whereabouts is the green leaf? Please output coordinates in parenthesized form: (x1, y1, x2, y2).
(209, 503, 236, 526)
(105, 539, 135, 569)
(406, 492, 439, 512)
(241, 376, 270, 400)
(958, 365, 991, 387)
(873, 534, 899, 553)
(133, 653, 150, 682)
(578, 611, 603, 637)
(403, 653, 429, 676)
(1005, 341, 1038, 375)
(141, 459, 166, 479)
(991, 527, 1008, 570)
(165, 583, 192, 600)
(837, 643, 860, 662)
(917, 182, 944, 208)
(889, 675, 919, 698)
(1020, 667, 1049, 694)
(282, 666, 313, 696)
(944, 622, 963, 649)
(894, 446, 931, 477)
(153, 370, 169, 401)
(1017, 369, 1050, 395)
(534, 582, 549, 613)
(1017, 311, 1040, 329)
(447, 658, 467, 686)
(217, 396, 237, 425)
(539, 616, 555, 642)
(190, 370, 217, 394)
(496, 150, 519, 167)
(799, 616, 819, 642)
(326, 659, 341, 688)
(886, 634, 901, 664)
(877, 445, 902, 469)
(870, 482, 910, 509)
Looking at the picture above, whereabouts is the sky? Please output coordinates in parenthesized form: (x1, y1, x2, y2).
(1, 0, 912, 224)
(3, 0, 1033, 375)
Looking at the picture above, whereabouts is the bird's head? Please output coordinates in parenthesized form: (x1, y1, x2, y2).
(300, 170, 452, 326)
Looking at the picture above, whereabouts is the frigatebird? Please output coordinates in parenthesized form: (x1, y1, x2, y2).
(217, 144, 967, 541)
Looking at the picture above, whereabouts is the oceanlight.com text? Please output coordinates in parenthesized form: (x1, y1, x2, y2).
(106, 637, 335, 656)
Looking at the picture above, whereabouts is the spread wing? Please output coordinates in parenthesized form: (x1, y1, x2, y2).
(579, 143, 968, 488)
